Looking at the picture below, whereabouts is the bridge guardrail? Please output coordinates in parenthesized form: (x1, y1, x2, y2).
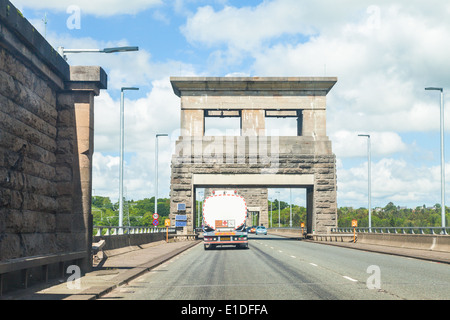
(332, 227, 449, 235)
(93, 226, 176, 236)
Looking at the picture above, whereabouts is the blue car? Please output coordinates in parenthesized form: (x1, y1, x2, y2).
(255, 226, 267, 235)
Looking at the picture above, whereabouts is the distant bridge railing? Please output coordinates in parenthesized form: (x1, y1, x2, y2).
(332, 227, 449, 235)
(93, 226, 176, 237)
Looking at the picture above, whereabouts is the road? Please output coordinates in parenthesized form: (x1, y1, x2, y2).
(100, 234, 450, 300)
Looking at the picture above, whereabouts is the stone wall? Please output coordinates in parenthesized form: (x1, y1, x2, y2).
(0, 0, 106, 277)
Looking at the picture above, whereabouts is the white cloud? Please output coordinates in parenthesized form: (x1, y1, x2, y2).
(331, 130, 408, 158)
(337, 158, 448, 208)
(92, 153, 120, 200)
(14, 0, 162, 16)
(182, 1, 450, 132)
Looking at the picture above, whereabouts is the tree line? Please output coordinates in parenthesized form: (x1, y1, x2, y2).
(92, 196, 448, 228)
(92, 196, 170, 227)
(337, 202, 449, 228)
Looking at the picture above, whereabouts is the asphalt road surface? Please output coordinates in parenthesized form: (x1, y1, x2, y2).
(100, 234, 450, 300)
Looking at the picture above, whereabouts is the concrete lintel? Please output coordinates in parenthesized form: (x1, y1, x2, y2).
(69, 66, 107, 88)
(192, 174, 314, 188)
(65, 66, 107, 95)
(266, 110, 298, 117)
(171, 77, 337, 97)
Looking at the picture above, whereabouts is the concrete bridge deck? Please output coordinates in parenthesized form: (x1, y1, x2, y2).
(268, 230, 450, 265)
(2, 232, 449, 300)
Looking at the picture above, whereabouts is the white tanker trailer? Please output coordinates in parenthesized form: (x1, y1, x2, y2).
(202, 190, 249, 250)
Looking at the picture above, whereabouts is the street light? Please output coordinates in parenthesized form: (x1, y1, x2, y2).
(358, 134, 372, 231)
(289, 188, 292, 228)
(276, 190, 281, 227)
(118, 87, 139, 234)
(155, 133, 169, 216)
(57, 46, 139, 60)
(425, 87, 446, 233)
(270, 197, 273, 228)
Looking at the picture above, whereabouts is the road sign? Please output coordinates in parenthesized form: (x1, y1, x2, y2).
(175, 221, 187, 227)
(152, 219, 159, 226)
(165, 219, 171, 243)
(351, 219, 357, 243)
(152, 213, 159, 220)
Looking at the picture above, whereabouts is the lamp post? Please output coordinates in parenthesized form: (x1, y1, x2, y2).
(276, 190, 281, 227)
(57, 46, 139, 60)
(358, 134, 372, 231)
(197, 190, 204, 228)
(155, 134, 169, 215)
(289, 188, 292, 228)
(118, 87, 139, 234)
(425, 87, 446, 233)
(270, 197, 273, 228)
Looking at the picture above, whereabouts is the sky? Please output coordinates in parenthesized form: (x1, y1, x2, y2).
(12, 0, 450, 210)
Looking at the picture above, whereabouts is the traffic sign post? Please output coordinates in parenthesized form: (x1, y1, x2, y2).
(352, 219, 357, 243)
(300, 222, 305, 238)
(165, 219, 170, 242)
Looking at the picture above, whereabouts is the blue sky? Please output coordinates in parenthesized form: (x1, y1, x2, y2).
(12, 0, 450, 211)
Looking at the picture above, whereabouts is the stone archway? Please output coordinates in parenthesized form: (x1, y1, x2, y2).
(169, 77, 338, 235)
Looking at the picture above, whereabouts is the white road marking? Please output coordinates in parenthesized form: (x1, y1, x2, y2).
(310, 263, 318, 267)
(290, 255, 296, 258)
(343, 276, 358, 282)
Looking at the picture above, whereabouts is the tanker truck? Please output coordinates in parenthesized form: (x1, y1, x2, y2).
(202, 190, 249, 250)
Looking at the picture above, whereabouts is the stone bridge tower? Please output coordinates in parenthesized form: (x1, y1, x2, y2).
(169, 77, 337, 235)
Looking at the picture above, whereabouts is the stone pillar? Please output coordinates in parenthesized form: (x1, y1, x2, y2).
(60, 66, 107, 272)
(181, 109, 204, 136)
(306, 187, 314, 234)
(302, 109, 327, 137)
(241, 111, 267, 220)
(241, 110, 265, 136)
